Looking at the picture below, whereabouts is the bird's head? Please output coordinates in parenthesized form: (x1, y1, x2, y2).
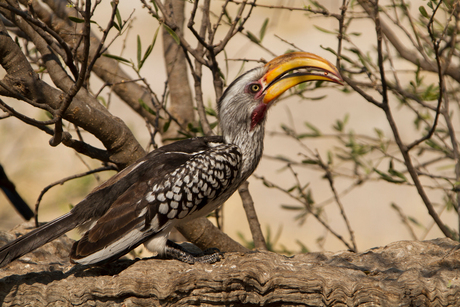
(218, 52, 342, 143)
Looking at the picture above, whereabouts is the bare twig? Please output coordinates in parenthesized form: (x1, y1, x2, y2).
(254, 174, 355, 251)
(227, 0, 342, 19)
(357, 0, 460, 83)
(0, 0, 79, 80)
(405, 2, 445, 151)
(238, 181, 268, 251)
(34, 165, 117, 227)
(313, 151, 357, 252)
(391, 203, 418, 240)
(85, 0, 119, 79)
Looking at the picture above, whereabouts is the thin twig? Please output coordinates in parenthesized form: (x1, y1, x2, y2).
(405, 5, 445, 151)
(314, 151, 357, 252)
(227, 0, 341, 19)
(254, 174, 355, 251)
(49, 0, 92, 146)
(0, 1, 79, 80)
(34, 165, 117, 227)
(390, 203, 418, 240)
(85, 0, 119, 79)
(238, 181, 268, 250)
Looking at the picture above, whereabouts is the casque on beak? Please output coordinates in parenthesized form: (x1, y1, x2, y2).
(261, 52, 343, 104)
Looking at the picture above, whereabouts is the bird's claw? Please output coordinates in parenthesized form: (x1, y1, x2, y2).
(164, 241, 223, 264)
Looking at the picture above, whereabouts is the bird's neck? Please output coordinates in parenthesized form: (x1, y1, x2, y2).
(221, 120, 266, 181)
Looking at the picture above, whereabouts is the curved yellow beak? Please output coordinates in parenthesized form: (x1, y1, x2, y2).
(262, 52, 343, 104)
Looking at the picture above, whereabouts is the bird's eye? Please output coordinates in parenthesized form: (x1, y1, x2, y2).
(249, 83, 261, 93)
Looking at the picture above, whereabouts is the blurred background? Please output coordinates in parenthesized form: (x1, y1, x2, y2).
(0, 0, 457, 254)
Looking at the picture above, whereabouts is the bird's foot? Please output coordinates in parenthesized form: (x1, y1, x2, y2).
(164, 241, 223, 264)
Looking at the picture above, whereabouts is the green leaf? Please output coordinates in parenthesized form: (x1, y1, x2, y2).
(374, 128, 384, 139)
(320, 45, 353, 65)
(320, 45, 338, 56)
(388, 169, 408, 182)
(281, 205, 304, 211)
(97, 96, 107, 107)
(419, 6, 429, 18)
(302, 159, 318, 165)
(305, 189, 314, 205)
(421, 83, 439, 101)
(102, 53, 131, 64)
(205, 106, 217, 117)
(163, 24, 180, 45)
(209, 121, 219, 130)
(327, 150, 333, 165)
(246, 31, 260, 43)
(152, 0, 159, 14)
(314, 25, 336, 35)
(342, 113, 349, 125)
(296, 240, 310, 254)
(137, 35, 142, 70)
(139, 99, 158, 116)
(163, 120, 171, 133)
(311, 94, 328, 101)
(69, 16, 85, 23)
(140, 27, 160, 70)
(281, 124, 295, 136)
(444, 196, 455, 211)
(304, 121, 322, 136)
(408, 216, 424, 228)
(415, 65, 423, 86)
(333, 119, 344, 132)
(273, 155, 294, 163)
(187, 122, 199, 133)
(115, 7, 123, 30)
(113, 22, 120, 32)
(425, 139, 443, 151)
(309, 0, 328, 11)
(259, 18, 269, 41)
(452, 185, 460, 193)
(297, 133, 321, 139)
(69, 16, 97, 26)
(374, 168, 406, 184)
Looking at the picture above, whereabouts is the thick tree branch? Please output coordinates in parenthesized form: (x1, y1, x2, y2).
(161, 0, 195, 142)
(1, 223, 459, 306)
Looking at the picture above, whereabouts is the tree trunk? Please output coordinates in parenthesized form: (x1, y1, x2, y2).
(1, 222, 459, 306)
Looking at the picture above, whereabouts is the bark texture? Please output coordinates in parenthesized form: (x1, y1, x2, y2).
(1, 222, 459, 306)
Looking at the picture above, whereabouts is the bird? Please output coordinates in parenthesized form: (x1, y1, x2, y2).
(0, 52, 342, 267)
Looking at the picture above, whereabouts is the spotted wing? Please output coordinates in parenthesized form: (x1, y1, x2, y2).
(70, 137, 241, 265)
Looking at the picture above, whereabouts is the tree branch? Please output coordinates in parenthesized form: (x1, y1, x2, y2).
(238, 181, 268, 251)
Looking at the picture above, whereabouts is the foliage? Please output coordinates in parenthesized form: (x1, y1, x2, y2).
(257, 0, 460, 250)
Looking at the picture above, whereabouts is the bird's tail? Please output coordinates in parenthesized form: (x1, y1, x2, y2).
(0, 212, 78, 267)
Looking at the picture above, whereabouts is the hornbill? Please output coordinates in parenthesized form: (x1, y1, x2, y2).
(0, 52, 342, 267)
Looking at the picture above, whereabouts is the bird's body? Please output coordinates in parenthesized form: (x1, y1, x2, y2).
(71, 136, 248, 265)
(0, 52, 342, 267)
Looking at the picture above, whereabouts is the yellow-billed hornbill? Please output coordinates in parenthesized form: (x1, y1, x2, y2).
(0, 52, 341, 267)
